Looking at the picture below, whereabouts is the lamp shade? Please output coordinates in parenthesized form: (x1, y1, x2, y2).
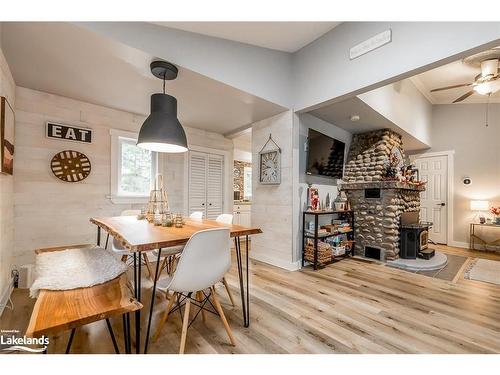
(137, 93, 188, 153)
(470, 200, 489, 211)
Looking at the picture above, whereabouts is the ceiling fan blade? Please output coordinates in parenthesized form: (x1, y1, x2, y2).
(430, 83, 472, 92)
(452, 90, 475, 103)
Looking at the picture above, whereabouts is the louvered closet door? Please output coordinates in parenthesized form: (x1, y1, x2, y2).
(206, 153, 224, 219)
(188, 151, 207, 216)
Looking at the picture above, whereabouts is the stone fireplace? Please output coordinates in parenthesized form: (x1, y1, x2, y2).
(340, 129, 425, 261)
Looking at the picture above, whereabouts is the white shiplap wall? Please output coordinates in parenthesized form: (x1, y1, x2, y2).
(13, 87, 233, 266)
(0, 46, 15, 304)
(251, 110, 297, 270)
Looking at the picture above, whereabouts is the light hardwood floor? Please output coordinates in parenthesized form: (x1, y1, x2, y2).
(1, 245, 499, 354)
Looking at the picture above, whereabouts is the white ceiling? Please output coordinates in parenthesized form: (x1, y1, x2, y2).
(152, 22, 340, 52)
(2, 22, 286, 135)
(309, 97, 428, 151)
(411, 55, 500, 104)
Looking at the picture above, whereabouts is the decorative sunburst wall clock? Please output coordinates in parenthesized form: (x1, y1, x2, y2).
(258, 134, 281, 185)
(50, 150, 91, 182)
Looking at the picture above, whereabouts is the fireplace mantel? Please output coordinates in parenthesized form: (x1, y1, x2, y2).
(340, 181, 425, 192)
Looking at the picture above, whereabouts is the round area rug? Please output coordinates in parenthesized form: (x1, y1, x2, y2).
(387, 251, 448, 271)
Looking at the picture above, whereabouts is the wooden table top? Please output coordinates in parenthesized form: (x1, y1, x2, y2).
(90, 216, 262, 252)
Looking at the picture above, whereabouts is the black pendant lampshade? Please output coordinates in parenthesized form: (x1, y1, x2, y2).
(137, 61, 188, 153)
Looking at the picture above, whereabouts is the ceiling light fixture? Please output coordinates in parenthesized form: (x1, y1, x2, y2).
(473, 79, 500, 95)
(350, 114, 360, 122)
(137, 61, 188, 153)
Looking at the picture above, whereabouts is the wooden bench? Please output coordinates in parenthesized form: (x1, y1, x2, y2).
(26, 244, 142, 354)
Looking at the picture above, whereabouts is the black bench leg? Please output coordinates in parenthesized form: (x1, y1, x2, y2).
(65, 328, 76, 354)
(122, 313, 131, 354)
(106, 318, 120, 354)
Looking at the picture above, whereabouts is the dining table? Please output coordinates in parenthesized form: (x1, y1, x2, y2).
(90, 215, 262, 354)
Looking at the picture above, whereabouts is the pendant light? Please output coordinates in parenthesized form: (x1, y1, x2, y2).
(137, 60, 188, 153)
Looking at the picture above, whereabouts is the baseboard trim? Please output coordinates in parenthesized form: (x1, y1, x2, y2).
(0, 277, 14, 318)
(449, 241, 469, 249)
(250, 253, 301, 271)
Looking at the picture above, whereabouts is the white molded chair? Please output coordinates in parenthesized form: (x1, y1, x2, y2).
(150, 211, 205, 277)
(215, 214, 236, 306)
(111, 209, 155, 280)
(189, 211, 204, 220)
(153, 228, 235, 353)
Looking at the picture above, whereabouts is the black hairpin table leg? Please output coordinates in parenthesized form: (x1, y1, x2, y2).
(234, 236, 250, 327)
(144, 248, 162, 353)
(133, 252, 142, 354)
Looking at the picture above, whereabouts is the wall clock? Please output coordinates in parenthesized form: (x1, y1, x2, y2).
(50, 150, 91, 182)
(258, 134, 281, 185)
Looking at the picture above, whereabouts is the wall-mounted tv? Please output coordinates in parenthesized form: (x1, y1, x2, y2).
(306, 128, 345, 179)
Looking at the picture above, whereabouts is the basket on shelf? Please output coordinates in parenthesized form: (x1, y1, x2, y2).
(304, 240, 332, 265)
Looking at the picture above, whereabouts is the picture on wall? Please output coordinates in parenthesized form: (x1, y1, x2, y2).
(0, 96, 15, 175)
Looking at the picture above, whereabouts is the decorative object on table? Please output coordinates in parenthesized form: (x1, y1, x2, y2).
(50, 150, 91, 182)
(325, 193, 331, 210)
(137, 208, 146, 220)
(46, 121, 92, 144)
(308, 187, 319, 211)
(137, 60, 188, 153)
(258, 133, 281, 185)
(174, 213, 183, 228)
(491, 206, 500, 225)
(153, 212, 162, 226)
(486, 218, 493, 224)
(162, 212, 173, 227)
(470, 200, 490, 224)
(146, 174, 170, 222)
(0, 96, 15, 175)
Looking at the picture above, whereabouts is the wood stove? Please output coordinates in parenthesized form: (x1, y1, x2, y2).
(400, 212, 434, 259)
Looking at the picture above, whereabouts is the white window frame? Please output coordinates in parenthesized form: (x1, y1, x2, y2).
(110, 128, 158, 204)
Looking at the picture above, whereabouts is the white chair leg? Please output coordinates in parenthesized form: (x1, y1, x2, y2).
(222, 277, 235, 306)
(211, 286, 236, 346)
(179, 295, 191, 354)
(153, 291, 176, 343)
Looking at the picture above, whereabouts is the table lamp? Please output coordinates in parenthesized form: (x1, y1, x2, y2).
(470, 200, 489, 223)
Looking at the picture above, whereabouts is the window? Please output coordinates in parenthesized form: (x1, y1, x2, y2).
(110, 129, 158, 203)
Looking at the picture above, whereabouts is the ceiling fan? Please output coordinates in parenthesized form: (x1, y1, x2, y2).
(430, 49, 500, 103)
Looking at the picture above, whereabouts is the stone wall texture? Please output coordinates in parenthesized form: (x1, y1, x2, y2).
(341, 129, 423, 261)
(344, 129, 404, 183)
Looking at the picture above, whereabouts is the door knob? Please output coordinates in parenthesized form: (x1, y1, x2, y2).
(436, 203, 445, 206)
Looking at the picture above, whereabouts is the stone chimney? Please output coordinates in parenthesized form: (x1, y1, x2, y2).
(340, 129, 424, 261)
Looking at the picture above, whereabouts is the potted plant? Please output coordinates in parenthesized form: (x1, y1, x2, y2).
(490, 206, 500, 225)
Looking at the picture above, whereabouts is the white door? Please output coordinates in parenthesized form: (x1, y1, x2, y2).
(414, 155, 448, 244)
(189, 151, 208, 216)
(188, 151, 224, 219)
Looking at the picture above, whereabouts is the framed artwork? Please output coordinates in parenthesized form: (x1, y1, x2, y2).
(258, 134, 281, 185)
(0, 96, 15, 175)
(390, 146, 404, 170)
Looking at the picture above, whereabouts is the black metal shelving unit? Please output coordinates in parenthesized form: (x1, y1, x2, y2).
(302, 210, 355, 270)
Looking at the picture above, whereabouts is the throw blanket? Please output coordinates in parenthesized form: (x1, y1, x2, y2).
(30, 247, 128, 298)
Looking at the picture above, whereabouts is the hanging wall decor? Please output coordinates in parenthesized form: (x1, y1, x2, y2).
(50, 150, 91, 182)
(0, 96, 15, 175)
(258, 134, 281, 185)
